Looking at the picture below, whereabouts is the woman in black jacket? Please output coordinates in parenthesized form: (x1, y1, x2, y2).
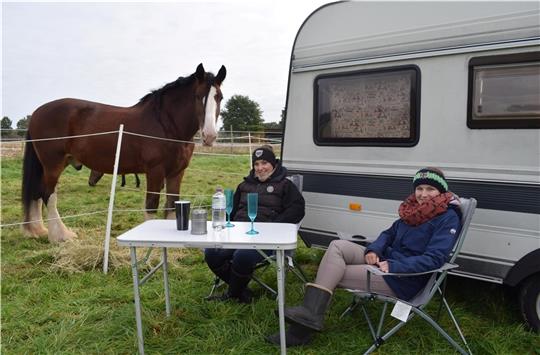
(204, 145, 305, 303)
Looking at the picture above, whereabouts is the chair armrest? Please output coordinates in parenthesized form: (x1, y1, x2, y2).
(337, 231, 377, 242)
(355, 263, 459, 294)
(365, 263, 459, 277)
(336, 232, 377, 247)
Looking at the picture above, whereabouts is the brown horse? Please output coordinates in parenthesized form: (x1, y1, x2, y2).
(22, 63, 226, 242)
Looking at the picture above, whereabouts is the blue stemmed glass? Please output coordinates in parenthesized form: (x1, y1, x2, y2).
(224, 188, 235, 227)
(246, 193, 259, 235)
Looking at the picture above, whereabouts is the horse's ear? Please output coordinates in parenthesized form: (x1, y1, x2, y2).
(215, 65, 226, 85)
(195, 63, 205, 81)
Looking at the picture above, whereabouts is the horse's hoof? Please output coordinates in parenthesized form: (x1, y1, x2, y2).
(64, 229, 77, 240)
(22, 225, 49, 238)
(23, 231, 43, 239)
(36, 226, 49, 236)
(48, 228, 77, 243)
(49, 234, 76, 243)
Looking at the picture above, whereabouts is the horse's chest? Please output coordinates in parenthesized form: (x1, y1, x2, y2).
(156, 144, 194, 172)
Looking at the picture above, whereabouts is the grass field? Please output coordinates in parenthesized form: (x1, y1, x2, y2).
(1, 151, 539, 354)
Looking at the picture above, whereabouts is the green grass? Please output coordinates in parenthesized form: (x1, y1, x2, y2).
(1, 154, 539, 355)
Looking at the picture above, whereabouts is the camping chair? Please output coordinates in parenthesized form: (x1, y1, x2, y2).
(339, 197, 476, 355)
(205, 233, 308, 299)
(206, 174, 308, 299)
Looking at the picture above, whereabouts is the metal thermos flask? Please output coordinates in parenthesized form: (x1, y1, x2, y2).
(191, 208, 208, 235)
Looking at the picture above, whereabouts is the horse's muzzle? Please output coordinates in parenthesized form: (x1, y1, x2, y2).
(202, 132, 217, 146)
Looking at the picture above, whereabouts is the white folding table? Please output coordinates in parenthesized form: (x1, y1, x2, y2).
(117, 220, 297, 355)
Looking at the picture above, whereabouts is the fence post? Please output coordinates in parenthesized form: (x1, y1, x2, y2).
(103, 124, 124, 274)
(248, 131, 253, 168)
(230, 126, 233, 154)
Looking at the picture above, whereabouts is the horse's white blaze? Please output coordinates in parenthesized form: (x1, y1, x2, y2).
(202, 86, 218, 146)
(46, 192, 76, 242)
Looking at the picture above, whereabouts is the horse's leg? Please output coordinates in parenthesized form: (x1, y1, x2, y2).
(21, 139, 48, 237)
(88, 170, 104, 187)
(135, 174, 140, 188)
(121, 175, 126, 187)
(24, 198, 48, 237)
(45, 189, 77, 242)
(163, 144, 194, 219)
(144, 169, 165, 220)
(67, 156, 83, 171)
(43, 165, 77, 242)
(164, 171, 183, 219)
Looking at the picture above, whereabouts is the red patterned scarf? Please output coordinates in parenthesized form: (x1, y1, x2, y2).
(398, 192, 455, 226)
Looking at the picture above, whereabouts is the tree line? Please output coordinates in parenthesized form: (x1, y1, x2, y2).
(220, 94, 284, 132)
(1, 95, 284, 139)
(1, 116, 30, 138)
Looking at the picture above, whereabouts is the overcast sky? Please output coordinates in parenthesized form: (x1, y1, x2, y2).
(2, 1, 331, 126)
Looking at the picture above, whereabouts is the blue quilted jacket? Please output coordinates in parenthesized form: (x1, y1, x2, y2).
(366, 206, 461, 301)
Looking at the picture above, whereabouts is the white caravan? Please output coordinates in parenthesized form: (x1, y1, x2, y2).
(281, 1, 540, 330)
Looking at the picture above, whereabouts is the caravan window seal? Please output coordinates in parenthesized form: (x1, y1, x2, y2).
(313, 65, 421, 147)
(467, 52, 540, 129)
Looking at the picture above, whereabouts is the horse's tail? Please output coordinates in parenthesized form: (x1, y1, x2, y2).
(22, 132, 45, 221)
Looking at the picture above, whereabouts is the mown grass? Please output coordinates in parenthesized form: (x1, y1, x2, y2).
(1, 153, 539, 355)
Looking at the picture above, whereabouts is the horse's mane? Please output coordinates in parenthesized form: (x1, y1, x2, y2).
(138, 72, 217, 105)
(138, 75, 194, 104)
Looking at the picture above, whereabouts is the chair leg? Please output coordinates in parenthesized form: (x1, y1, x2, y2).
(409, 307, 469, 355)
(359, 300, 393, 355)
(251, 257, 277, 297)
(340, 295, 360, 319)
(247, 255, 308, 299)
(435, 279, 448, 321)
(361, 303, 378, 342)
(376, 302, 388, 337)
(205, 276, 225, 299)
(358, 300, 470, 355)
(288, 257, 308, 283)
(363, 319, 407, 355)
(136, 247, 154, 268)
(251, 274, 278, 297)
(441, 297, 472, 354)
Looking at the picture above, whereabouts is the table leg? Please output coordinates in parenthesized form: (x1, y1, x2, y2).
(162, 247, 171, 317)
(130, 247, 145, 355)
(276, 250, 287, 355)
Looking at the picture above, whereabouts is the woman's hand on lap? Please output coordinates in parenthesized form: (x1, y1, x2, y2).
(365, 251, 379, 265)
(377, 261, 389, 273)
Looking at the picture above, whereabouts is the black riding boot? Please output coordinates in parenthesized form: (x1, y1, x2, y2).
(205, 261, 233, 302)
(227, 268, 253, 304)
(266, 323, 314, 347)
(284, 283, 333, 331)
(209, 261, 231, 283)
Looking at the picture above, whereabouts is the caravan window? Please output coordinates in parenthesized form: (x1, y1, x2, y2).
(314, 66, 420, 146)
(468, 52, 540, 129)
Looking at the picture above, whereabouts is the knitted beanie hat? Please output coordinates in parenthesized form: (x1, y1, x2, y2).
(252, 146, 277, 168)
(413, 167, 448, 193)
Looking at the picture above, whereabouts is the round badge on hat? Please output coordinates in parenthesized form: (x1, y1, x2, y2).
(255, 149, 263, 158)
(267, 185, 274, 193)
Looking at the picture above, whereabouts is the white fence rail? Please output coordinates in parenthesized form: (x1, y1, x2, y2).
(1, 127, 283, 273)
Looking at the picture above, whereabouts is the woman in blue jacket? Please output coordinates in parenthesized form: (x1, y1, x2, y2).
(268, 167, 461, 347)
